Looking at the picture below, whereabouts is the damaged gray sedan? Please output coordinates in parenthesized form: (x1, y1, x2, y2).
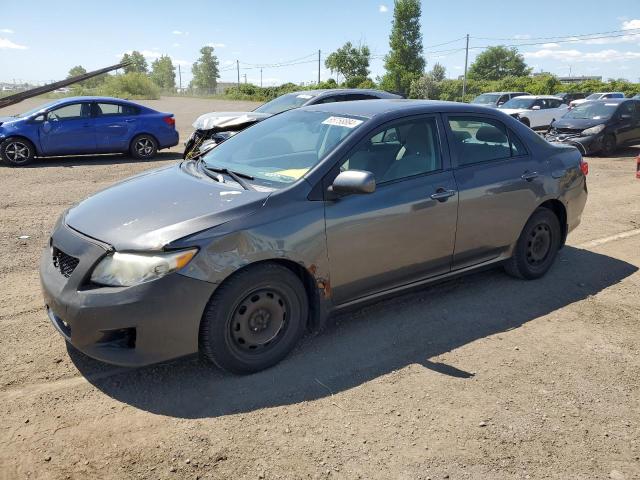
(40, 100, 587, 374)
(183, 88, 401, 158)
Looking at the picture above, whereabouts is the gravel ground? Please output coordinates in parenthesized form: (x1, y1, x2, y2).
(0, 97, 639, 480)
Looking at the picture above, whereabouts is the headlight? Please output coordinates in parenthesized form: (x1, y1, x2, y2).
(90, 249, 198, 287)
(581, 124, 606, 136)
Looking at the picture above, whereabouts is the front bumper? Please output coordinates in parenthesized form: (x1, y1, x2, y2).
(546, 133, 602, 155)
(40, 221, 216, 367)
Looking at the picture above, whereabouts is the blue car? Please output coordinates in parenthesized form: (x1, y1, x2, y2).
(0, 96, 179, 166)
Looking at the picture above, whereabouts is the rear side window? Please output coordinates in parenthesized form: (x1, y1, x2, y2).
(95, 103, 139, 116)
(447, 116, 527, 166)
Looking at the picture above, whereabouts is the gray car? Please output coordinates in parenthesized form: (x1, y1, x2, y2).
(40, 100, 588, 374)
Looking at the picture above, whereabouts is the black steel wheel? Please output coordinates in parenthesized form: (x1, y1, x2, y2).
(505, 207, 561, 279)
(199, 263, 308, 374)
(1, 137, 35, 166)
(129, 134, 158, 160)
(600, 134, 616, 157)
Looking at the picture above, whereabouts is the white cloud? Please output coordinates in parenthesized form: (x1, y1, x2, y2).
(563, 19, 640, 45)
(622, 19, 640, 30)
(171, 58, 191, 67)
(172, 30, 183, 35)
(0, 28, 14, 34)
(207, 42, 226, 48)
(172, 43, 180, 48)
(379, 5, 388, 13)
(524, 48, 640, 62)
(0, 37, 27, 49)
(541, 42, 559, 49)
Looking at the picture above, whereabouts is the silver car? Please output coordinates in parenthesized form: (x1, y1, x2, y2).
(40, 100, 588, 374)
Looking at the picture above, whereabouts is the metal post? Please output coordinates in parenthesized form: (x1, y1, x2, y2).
(178, 65, 182, 92)
(462, 34, 469, 102)
(260, 68, 263, 88)
(237, 60, 240, 87)
(318, 50, 321, 85)
(243, 73, 247, 84)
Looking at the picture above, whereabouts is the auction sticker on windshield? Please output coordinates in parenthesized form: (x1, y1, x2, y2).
(322, 116, 364, 128)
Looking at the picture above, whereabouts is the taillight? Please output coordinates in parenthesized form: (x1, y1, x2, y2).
(163, 116, 175, 127)
(580, 158, 589, 176)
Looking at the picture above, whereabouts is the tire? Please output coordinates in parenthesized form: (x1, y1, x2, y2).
(600, 134, 616, 157)
(0, 137, 35, 167)
(504, 207, 562, 280)
(129, 134, 158, 160)
(199, 263, 308, 374)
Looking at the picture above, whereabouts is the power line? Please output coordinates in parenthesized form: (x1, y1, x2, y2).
(472, 27, 640, 42)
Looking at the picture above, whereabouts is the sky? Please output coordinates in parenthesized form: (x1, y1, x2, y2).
(1, 0, 639, 87)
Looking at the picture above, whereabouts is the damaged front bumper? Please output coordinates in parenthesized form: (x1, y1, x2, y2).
(545, 132, 602, 155)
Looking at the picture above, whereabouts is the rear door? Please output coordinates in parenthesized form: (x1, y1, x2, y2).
(444, 114, 546, 269)
(324, 114, 458, 304)
(93, 102, 139, 152)
(39, 102, 95, 155)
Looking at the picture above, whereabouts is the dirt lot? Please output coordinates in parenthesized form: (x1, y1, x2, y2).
(0, 97, 639, 480)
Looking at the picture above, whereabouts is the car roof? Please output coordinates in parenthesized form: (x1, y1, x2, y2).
(49, 96, 141, 106)
(510, 95, 561, 99)
(288, 88, 401, 99)
(585, 98, 628, 104)
(477, 91, 528, 95)
(301, 98, 500, 118)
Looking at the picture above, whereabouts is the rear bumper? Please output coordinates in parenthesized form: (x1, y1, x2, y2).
(39, 222, 215, 367)
(158, 129, 180, 150)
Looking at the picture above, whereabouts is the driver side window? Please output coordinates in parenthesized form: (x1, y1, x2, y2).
(48, 103, 91, 120)
(341, 117, 442, 184)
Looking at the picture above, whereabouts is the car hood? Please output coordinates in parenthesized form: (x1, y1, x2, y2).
(192, 111, 272, 130)
(65, 163, 271, 251)
(552, 117, 606, 130)
(0, 116, 21, 127)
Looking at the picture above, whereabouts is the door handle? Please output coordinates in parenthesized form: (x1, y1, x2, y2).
(430, 188, 456, 202)
(521, 171, 539, 182)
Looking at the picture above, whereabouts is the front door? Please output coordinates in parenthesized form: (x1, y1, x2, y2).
(444, 115, 546, 269)
(324, 115, 458, 304)
(40, 102, 95, 155)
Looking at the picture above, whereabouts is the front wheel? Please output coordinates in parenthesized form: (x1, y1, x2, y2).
(199, 263, 308, 374)
(1, 137, 35, 166)
(504, 207, 561, 280)
(600, 134, 616, 157)
(129, 134, 158, 160)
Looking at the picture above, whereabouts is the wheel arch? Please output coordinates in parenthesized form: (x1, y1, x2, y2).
(538, 198, 568, 246)
(129, 132, 159, 149)
(201, 258, 323, 334)
(2, 135, 40, 155)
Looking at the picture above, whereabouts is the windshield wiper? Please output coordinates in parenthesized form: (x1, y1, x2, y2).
(199, 161, 254, 191)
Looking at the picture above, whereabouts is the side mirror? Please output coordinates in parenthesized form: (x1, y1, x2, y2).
(329, 170, 375, 196)
(532, 105, 541, 110)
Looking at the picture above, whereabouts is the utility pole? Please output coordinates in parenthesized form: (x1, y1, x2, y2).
(236, 60, 240, 87)
(260, 68, 263, 88)
(462, 34, 469, 102)
(178, 65, 182, 92)
(243, 73, 247, 84)
(318, 49, 321, 85)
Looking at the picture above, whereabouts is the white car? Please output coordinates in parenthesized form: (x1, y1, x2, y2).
(569, 92, 625, 108)
(499, 95, 568, 129)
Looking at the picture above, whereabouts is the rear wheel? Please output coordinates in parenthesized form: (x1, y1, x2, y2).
(129, 134, 158, 160)
(199, 263, 308, 374)
(600, 134, 616, 156)
(1, 137, 35, 166)
(504, 207, 561, 280)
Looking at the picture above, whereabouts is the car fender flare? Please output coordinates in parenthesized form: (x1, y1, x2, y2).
(129, 132, 159, 150)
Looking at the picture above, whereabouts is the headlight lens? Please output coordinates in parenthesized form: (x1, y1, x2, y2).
(581, 124, 606, 136)
(90, 249, 198, 287)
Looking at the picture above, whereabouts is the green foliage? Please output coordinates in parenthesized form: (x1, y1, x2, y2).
(409, 64, 447, 99)
(66, 64, 107, 90)
(101, 73, 160, 99)
(190, 46, 220, 94)
(468, 46, 531, 81)
(325, 42, 371, 82)
(381, 0, 425, 95)
(150, 55, 176, 91)
(121, 51, 148, 74)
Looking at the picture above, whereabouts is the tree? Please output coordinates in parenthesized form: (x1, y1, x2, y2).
(467, 46, 531, 81)
(381, 0, 426, 94)
(325, 42, 370, 83)
(66, 65, 105, 89)
(190, 46, 220, 94)
(67, 65, 87, 78)
(430, 62, 446, 82)
(121, 51, 148, 74)
(150, 55, 176, 90)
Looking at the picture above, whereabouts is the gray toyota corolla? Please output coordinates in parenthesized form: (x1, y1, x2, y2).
(40, 100, 588, 374)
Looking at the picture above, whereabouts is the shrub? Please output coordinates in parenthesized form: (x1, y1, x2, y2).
(100, 73, 160, 99)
